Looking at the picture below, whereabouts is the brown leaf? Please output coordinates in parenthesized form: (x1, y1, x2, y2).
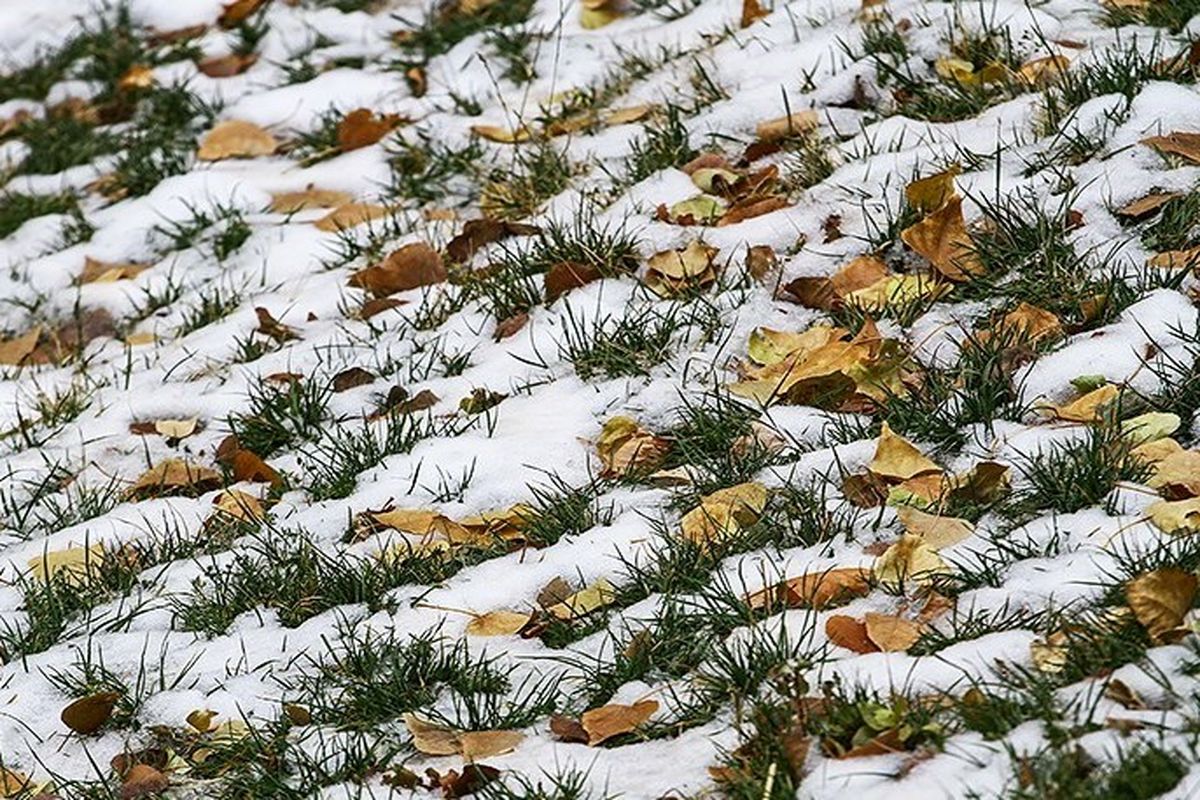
(404, 714, 523, 760)
(0, 327, 42, 366)
(120, 764, 168, 799)
(466, 610, 532, 636)
(219, 0, 269, 26)
(550, 714, 589, 743)
(494, 312, 529, 340)
(1126, 568, 1197, 643)
(229, 449, 282, 487)
(867, 423, 941, 483)
(580, 699, 658, 745)
(198, 52, 258, 78)
(783, 255, 890, 310)
(1116, 191, 1183, 221)
(439, 765, 501, 798)
(745, 244, 777, 280)
(545, 261, 604, 302)
(740, 0, 769, 26)
(1142, 132, 1200, 165)
(596, 416, 671, 477)
(359, 297, 407, 320)
(748, 567, 872, 611)
(537, 576, 574, 608)
(446, 218, 539, 263)
(349, 243, 446, 297)
(332, 367, 375, 392)
(825, 615, 878, 653)
(197, 119, 278, 160)
(62, 691, 120, 735)
(336, 108, 404, 152)
(269, 187, 354, 213)
(756, 111, 819, 143)
(127, 460, 222, 499)
(900, 196, 985, 281)
(80, 257, 148, 284)
(719, 195, 790, 226)
(255, 307, 299, 342)
(863, 612, 922, 651)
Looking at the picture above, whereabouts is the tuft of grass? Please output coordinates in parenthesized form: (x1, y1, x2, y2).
(624, 104, 695, 184)
(1008, 742, 1187, 799)
(0, 192, 79, 238)
(227, 378, 332, 458)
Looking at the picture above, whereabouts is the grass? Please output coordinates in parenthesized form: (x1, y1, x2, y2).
(0, 192, 79, 238)
(108, 83, 219, 199)
(1007, 743, 1187, 799)
(10, 113, 120, 176)
(482, 140, 573, 219)
(624, 104, 696, 184)
(227, 378, 332, 458)
(393, 0, 536, 71)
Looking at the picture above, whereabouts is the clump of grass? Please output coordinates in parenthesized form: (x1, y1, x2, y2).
(393, 0, 535, 71)
(1140, 190, 1200, 253)
(1008, 743, 1187, 799)
(486, 24, 539, 84)
(178, 286, 244, 336)
(0, 192, 79, 238)
(11, 113, 120, 176)
(482, 140, 573, 219)
(1103, 0, 1200, 34)
(108, 83, 219, 198)
(624, 105, 695, 184)
(387, 131, 487, 205)
(227, 378, 332, 458)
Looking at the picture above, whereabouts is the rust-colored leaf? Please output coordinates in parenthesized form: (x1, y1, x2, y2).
(579, 699, 658, 745)
(349, 243, 446, 297)
(825, 615, 878, 653)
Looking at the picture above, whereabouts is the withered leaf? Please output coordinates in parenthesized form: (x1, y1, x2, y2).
(545, 261, 604, 302)
(332, 367, 375, 392)
(197, 119, 278, 160)
(336, 108, 404, 152)
(198, 52, 258, 78)
(1126, 568, 1197, 643)
(863, 612, 922, 652)
(1142, 132, 1200, 165)
(62, 691, 121, 735)
(349, 243, 446, 297)
(121, 764, 168, 799)
(899, 196, 984, 281)
(825, 615, 878, 653)
(580, 699, 658, 745)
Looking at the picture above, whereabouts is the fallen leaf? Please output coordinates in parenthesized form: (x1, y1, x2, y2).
(28, 544, 106, 586)
(403, 714, 523, 761)
(843, 273, 948, 312)
(471, 124, 531, 143)
(269, 187, 354, 213)
(313, 203, 391, 232)
(679, 481, 769, 546)
(1121, 412, 1180, 446)
(439, 764, 502, 798)
(198, 51, 258, 77)
(336, 108, 404, 152)
(121, 764, 168, 799)
(446, 218, 539, 263)
(1146, 497, 1200, 534)
(1116, 191, 1183, 221)
(1142, 132, 1200, 165)
(187, 709, 217, 733)
(783, 256, 890, 310)
(579, 699, 658, 745)
(0, 769, 29, 797)
(62, 691, 121, 735)
(1030, 631, 1068, 673)
(1148, 449, 1200, 498)
(984, 302, 1063, 346)
(894, 506, 973, 549)
(545, 578, 616, 620)
(756, 110, 819, 143)
(868, 423, 941, 483)
(197, 119, 278, 160)
(466, 610, 532, 636)
(873, 534, 948, 585)
(905, 167, 959, 215)
(1016, 55, 1070, 87)
(1042, 383, 1119, 423)
(740, 0, 769, 26)
(219, 0, 269, 28)
(580, 2, 621, 28)
(127, 459, 222, 499)
(332, 367, 375, 392)
(545, 261, 604, 301)
(1126, 568, 1197, 643)
(864, 612, 922, 651)
(154, 418, 198, 439)
(748, 567, 872, 611)
(81, 257, 149, 284)
(596, 416, 671, 477)
(349, 242, 446, 297)
(719, 195, 790, 226)
(900, 196, 985, 281)
(644, 240, 719, 296)
(665, 195, 727, 225)
(825, 615, 878, 653)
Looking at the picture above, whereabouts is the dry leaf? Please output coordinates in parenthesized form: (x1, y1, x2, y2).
(337, 108, 403, 152)
(1116, 191, 1183, 221)
(62, 691, 120, 735)
(121, 764, 168, 799)
(446, 218, 539, 263)
(1030, 631, 1068, 673)
(1142, 132, 1200, 165)
(270, 187, 354, 213)
(313, 203, 391, 232)
(0, 327, 42, 366)
(596, 416, 671, 477)
(1148, 449, 1200, 498)
(863, 612, 922, 652)
(740, 0, 769, 26)
(894, 506, 973, 549)
(783, 256, 889, 310)
(905, 167, 959, 214)
(198, 52, 258, 77)
(748, 567, 872, 611)
(219, 0, 269, 27)
(1042, 383, 1119, 423)
(471, 124, 531, 143)
(545, 578, 616, 620)
(466, 610, 532, 636)
(644, 240, 719, 296)
(197, 119, 278, 160)
(579, 700, 658, 745)
(756, 110, 819, 143)
(825, 615, 878, 653)
(348, 242, 446, 297)
(28, 544, 106, 586)
(545, 261, 604, 302)
(679, 482, 768, 546)
(1126, 568, 1197, 643)
(154, 418, 198, 439)
(1016, 55, 1070, 87)
(1121, 412, 1180, 447)
(873, 534, 948, 585)
(900, 196, 985, 281)
(1146, 497, 1200, 534)
(403, 714, 523, 761)
(127, 459, 222, 499)
(868, 423, 941, 483)
(80, 257, 149, 284)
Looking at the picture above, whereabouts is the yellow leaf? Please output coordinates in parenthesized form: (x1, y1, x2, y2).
(680, 481, 769, 546)
(580, 699, 658, 745)
(187, 709, 218, 733)
(596, 416, 671, 477)
(843, 273, 948, 311)
(80, 257, 148, 284)
(668, 195, 727, 224)
(546, 578, 616, 620)
(127, 459, 222, 498)
(899, 196, 985, 281)
(934, 57, 976, 84)
(0, 768, 30, 797)
(1121, 412, 1180, 446)
(403, 714, 524, 760)
(1146, 497, 1200, 534)
(1133, 437, 1184, 467)
(746, 324, 845, 367)
(471, 124, 531, 143)
(1030, 631, 1068, 673)
(197, 119, 278, 160)
(466, 610, 532, 636)
(644, 240, 720, 297)
(1126, 568, 1197, 643)
(269, 188, 355, 213)
(988, 302, 1063, 346)
(27, 544, 105, 587)
(863, 612, 922, 652)
(755, 110, 819, 143)
(118, 64, 156, 91)
(1148, 449, 1200, 497)
(904, 166, 960, 214)
(580, 4, 622, 28)
(873, 533, 948, 585)
(313, 203, 391, 232)
(367, 508, 474, 544)
(1017, 55, 1070, 87)
(1042, 384, 1119, 423)
(210, 490, 266, 523)
(867, 423, 941, 483)
(154, 417, 198, 439)
(894, 505, 974, 549)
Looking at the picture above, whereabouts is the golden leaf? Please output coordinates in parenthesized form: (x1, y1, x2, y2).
(1142, 132, 1200, 165)
(843, 273, 948, 311)
(1126, 568, 1198, 643)
(1145, 497, 1200, 534)
(403, 714, 524, 760)
(545, 578, 616, 620)
(894, 506, 974, 549)
(0, 327, 42, 366)
(580, 699, 658, 745)
(679, 481, 769, 546)
(471, 124, 531, 143)
(1041, 383, 1119, 423)
(644, 240, 720, 297)
(197, 119, 278, 160)
(863, 612, 922, 652)
(28, 544, 105, 586)
(755, 110, 819, 143)
(313, 202, 392, 232)
(1133, 436, 1184, 467)
(1030, 632, 1068, 673)
(1015, 55, 1070, 87)
(127, 459, 222, 499)
(873, 534, 949, 585)
(118, 64, 155, 91)
(904, 166, 959, 214)
(747, 567, 872, 611)
(154, 417, 198, 439)
(1120, 412, 1180, 446)
(596, 416, 671, 477)
(985, 302, 1062, 346)
(580, 4, 622, 28)
(1148, 449, 1200, 497)
(867, 423, 941, 483)
(210, 490, 265, 523)
(80, 257, 148, 284)
(899, 196, 985, 281)
(336, 108, 404, 152)
(269, 187, 354, 213)
(746, 324, 845, 367)
(466, 610, 532, 636)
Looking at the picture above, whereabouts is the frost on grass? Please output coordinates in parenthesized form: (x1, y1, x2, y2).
(4, 0, 1200, 798)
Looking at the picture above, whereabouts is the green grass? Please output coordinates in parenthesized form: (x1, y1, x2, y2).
(227, 378, 332, 458)
(624, 105, 696, 184)
(0, 192, 79, 238)
(1008, 743, 1187, 799)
